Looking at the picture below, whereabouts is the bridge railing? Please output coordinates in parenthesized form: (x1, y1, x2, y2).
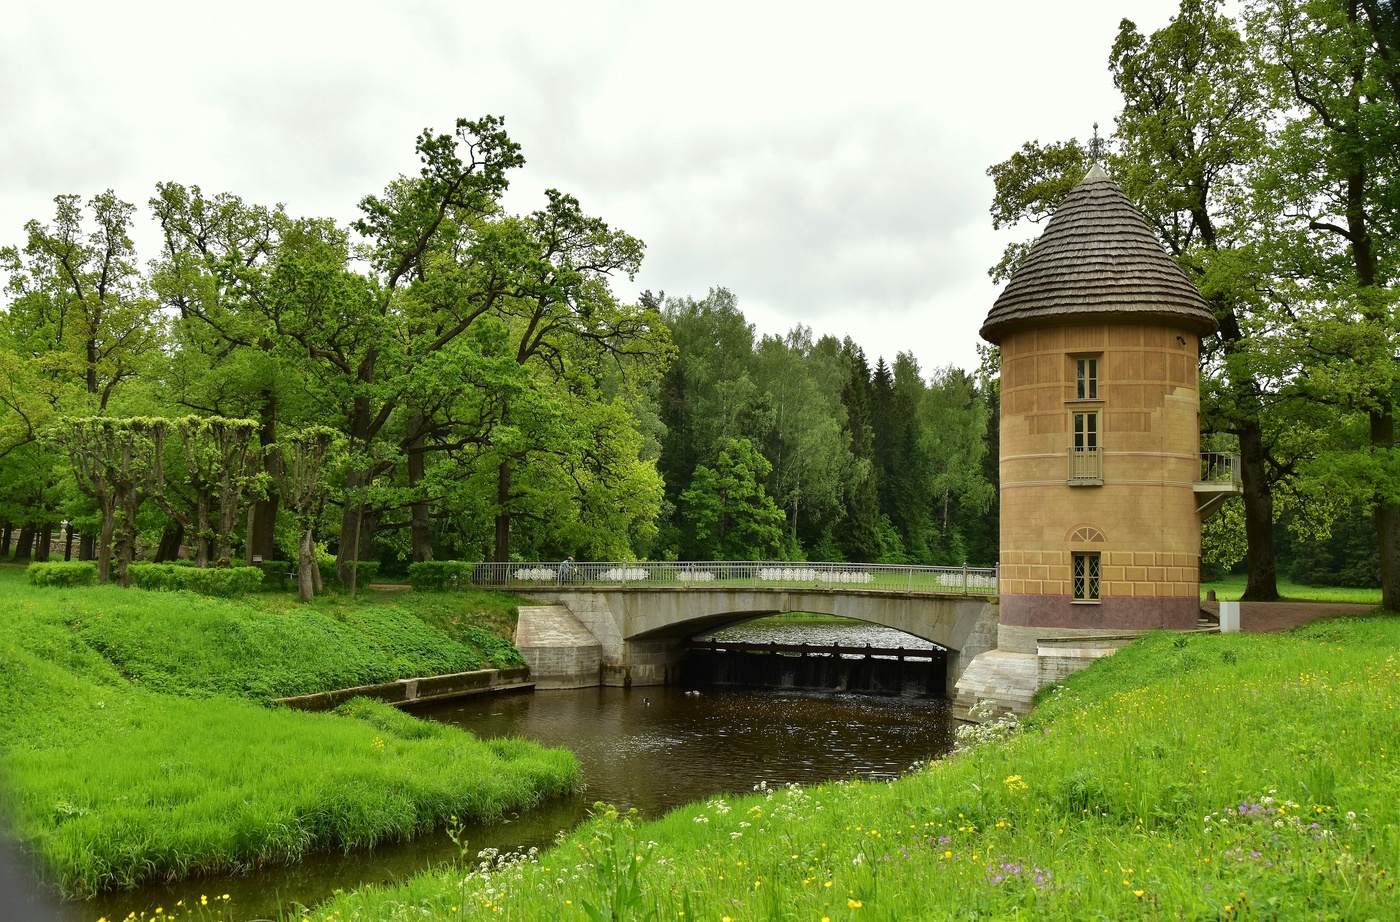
(466, 561, 999, 596)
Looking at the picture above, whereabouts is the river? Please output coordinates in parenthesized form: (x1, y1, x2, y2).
(76, 619, 952, 921)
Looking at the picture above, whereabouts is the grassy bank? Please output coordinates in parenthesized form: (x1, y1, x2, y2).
(0, 569, 578, 898)
(303, 617, 1400, 921)
(1202, 574, 1382, 605)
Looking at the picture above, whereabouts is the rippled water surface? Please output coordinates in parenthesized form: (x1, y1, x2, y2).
(78, 620, 951, 921)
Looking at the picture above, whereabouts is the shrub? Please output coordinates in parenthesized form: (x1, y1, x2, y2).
(127, 563, 263, 597)
(26, 561, 98, 588)
(407, 560, 478, 591)
(256, 559, 293, 591)
(317, 560, 380, 591)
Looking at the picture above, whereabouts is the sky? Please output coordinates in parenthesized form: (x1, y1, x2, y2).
(0, 0, 1189, 374)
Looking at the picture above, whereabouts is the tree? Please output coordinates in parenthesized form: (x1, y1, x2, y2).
(152, 416, 265, 567)
(2, 193, 165, 559)
(1247, 0, 1400, 608)
(149, 183, 290, 564)
(272, 427, 340, 600)
(680, 438, 786, 560)
(51, 417, 166, 586)
(485, 189, 668, 562)
(834, 342, 884, 561)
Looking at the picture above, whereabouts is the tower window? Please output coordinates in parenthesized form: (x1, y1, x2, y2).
(1076, 357, 1099, 399)
(1073, 411, 1099, 450)
(1073, 552, 1101, 601)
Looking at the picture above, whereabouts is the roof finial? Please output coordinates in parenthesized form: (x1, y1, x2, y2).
(1088, 122, 1105, 164)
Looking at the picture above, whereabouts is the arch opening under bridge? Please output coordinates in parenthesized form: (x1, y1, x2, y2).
(515, 583, 1000, 697)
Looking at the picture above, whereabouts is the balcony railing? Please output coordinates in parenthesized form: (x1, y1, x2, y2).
(1200, 452, 1242, 485)
(1067, 446, 1103, 484)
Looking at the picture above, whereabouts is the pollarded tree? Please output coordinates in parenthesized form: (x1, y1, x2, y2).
(152, 416, 265, 567)
(272, 427, 341, 600)
(680, 437, 786, 560)
(50, 417, 167, 586)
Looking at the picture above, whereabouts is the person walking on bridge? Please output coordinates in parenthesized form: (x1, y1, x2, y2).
(558, 556, 577, 584)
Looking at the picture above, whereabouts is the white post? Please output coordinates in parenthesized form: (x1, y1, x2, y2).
(1218, 600, 1241, 633)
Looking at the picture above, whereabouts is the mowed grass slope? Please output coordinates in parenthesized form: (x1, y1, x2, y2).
(310, 619, 1400, 921)
(0, 569, 576, 898)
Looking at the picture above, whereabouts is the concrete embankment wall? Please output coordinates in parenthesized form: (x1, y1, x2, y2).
(515, 605, 604, 688)
(273, 666, 533, 711)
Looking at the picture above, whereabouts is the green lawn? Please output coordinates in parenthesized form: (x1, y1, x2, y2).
(304, 617, 1400, 921)
(1202, 573, 1382, 605)
(0, 568, 578, 898)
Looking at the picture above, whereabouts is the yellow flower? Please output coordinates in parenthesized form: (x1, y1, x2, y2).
(848, 898, 863, 908)
(1133, 890, 1144, 898)
(824, 880, 834, 888)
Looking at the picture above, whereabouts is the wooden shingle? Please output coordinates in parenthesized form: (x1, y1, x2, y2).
(980, 165, 1218, 345)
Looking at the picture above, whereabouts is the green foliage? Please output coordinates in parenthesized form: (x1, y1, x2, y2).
(407, 560, 478, 591)
(126, 562, 263, 597)
(679, 437, 786, 560)
(25, 560, 97, 587)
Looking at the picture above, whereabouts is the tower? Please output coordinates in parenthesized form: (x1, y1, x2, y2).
(965, 164, 1220, 700)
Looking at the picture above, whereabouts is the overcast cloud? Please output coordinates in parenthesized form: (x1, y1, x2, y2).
(1, 0, 1187, 372)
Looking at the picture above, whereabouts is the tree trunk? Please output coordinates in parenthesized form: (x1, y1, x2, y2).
(13, 525, 35, 563)
(96, 509, 115, 583)
(494, 461, 512, 563)
(154, 524, 185, 563)
(0, 522, 11, 558)
(298, 528, 316, 601)
(246, 390, 281, 564)
(408, 411, 433, 563)
(1237, 420, 1279, 601)
(63, 523, 73, 561)
(195, 502, 213, 568)
(80, 533, 95, 562)
(336, 469, 380, 584)
(35, 524, 52, 562)
(1374, 408, 1400, 611)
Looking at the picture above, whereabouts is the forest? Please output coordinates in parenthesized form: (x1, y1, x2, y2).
(0, 117, 999, 594)
(1, 0, 1397, 606)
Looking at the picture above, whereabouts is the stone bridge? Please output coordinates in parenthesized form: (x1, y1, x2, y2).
(506, 564, 1000, 697)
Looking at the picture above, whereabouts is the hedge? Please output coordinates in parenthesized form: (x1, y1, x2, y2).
(318, 560, 380, 591)
(127, 563, 264, 597)
(406, 560, 477, 591)
(25, 561, 98, 588)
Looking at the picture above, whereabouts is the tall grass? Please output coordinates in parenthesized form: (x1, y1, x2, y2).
(305, 619, 1400, 920)
(0, 569, 576, 898)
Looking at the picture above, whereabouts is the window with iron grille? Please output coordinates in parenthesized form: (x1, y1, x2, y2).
(1073, 552, 1100, 601)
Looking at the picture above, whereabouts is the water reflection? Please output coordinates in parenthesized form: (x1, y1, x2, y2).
(425, 684, 953, 816)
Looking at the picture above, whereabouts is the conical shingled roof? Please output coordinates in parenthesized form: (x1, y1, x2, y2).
(980, 164, 1218, 344)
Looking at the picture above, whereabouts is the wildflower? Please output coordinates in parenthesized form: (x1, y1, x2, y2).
(848, 898, 863, 908)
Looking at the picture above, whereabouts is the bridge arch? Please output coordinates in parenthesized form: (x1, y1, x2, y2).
(521, 586, 1000, 696)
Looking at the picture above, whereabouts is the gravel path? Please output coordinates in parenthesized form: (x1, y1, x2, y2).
(1199, 600, 1380, 633)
